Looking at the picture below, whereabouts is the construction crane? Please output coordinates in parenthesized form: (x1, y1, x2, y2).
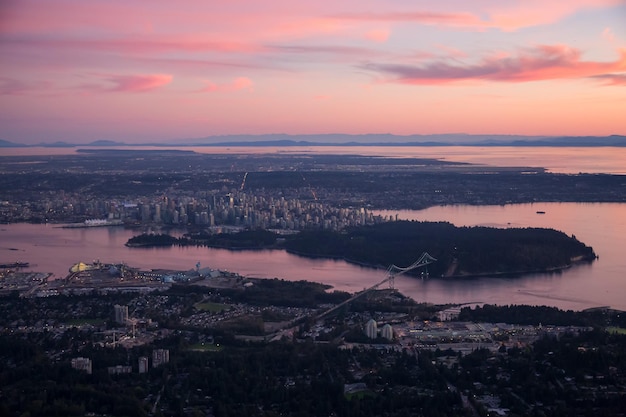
(316, 252, 436, 320)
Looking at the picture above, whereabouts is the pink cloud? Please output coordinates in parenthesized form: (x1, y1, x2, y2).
(483, 0, 623, 31)
(330, 0, 623, 31)
(270, 44, 381, 59)
(332, 11, 485, 27)
(0, 2, 346, 47)
(77, 73, 173, 93)
(3, 1, 622, 43)
(364, 29, 390, 43)
(0, 77, 44, 95)
(199, 77, 254, 93)
(592, 73, 626, 86)
(363, 45, 626, 85)
(2, 35, 263, 55)
(602, 27, 615, 42)
(435, 45, 468, 59)
(105, 73, 172, 92)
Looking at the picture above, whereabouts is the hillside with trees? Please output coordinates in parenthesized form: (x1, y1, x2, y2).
(283, 221, 596, 278)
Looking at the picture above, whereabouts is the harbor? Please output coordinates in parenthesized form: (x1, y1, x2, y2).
(0, 260, 247, 297)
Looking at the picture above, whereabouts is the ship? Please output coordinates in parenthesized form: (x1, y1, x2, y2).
(62, 219, 124, 228)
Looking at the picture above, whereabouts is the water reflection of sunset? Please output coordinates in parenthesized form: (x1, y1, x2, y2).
(3, 202, 625, 311)
(4, 146, 625, 175)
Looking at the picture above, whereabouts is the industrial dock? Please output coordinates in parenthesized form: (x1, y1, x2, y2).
(0, 260, 246, 297)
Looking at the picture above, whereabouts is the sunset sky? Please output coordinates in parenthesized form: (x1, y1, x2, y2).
(1, 0, 625, 144)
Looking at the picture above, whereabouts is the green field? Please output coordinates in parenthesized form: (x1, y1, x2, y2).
(606, 326, 626, 335)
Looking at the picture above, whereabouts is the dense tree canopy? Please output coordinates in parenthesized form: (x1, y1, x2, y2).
(283, 221, 596, 277)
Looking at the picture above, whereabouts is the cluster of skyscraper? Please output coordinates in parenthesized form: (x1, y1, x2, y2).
(111, 191, 385, 231)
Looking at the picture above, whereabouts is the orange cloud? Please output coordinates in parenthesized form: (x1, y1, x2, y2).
(364, 45, 626, 85)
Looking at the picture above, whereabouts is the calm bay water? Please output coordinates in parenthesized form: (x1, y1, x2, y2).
(2, 146, 625, 310)
(1, 203, 625, 311)
(3, 145, 626, 174)
(378, 203, 626, 311)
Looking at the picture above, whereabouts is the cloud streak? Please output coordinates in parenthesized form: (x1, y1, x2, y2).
(78, 74, 173, 93)
(106, 74, 173, 92)
(592, 73, 626, 86)
(333, 11, 485, 27)
(363, 46, 626, 85)
(199, 77, 254, 93)
(330, 0, 624, 31)
(0, 77, 50, 96)
(2, 35, 263, 55)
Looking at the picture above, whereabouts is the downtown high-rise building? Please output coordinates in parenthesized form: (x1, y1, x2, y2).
(114, 304, 128, 324)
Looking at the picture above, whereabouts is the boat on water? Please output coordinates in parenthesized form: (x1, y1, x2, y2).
(536, 211, 546, 214)
(62, 219, 124, 228)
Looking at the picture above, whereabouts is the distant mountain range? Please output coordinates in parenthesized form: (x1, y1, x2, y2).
(0, 139, 128, 148)
(1, 134, 626, 148)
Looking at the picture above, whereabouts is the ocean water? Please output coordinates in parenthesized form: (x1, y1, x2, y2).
(2, 202, 625, 311)
(2, 146, 625, 310)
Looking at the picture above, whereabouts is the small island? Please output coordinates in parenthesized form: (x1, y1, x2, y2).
(126, 221, 596, 278)
(125, 233, 180, 247)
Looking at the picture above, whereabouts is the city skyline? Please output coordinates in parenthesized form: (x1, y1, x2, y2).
(1, 0, 625, 144)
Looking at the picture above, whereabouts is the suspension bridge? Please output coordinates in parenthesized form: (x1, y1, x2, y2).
(315, 252, 437, 320)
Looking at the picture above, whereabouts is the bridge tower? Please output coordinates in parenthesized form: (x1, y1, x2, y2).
(386, 252, 437, 289)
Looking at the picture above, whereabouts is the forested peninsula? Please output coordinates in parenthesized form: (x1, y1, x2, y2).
(126, 221, 596, 278)
(283, 221, 596, 277)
